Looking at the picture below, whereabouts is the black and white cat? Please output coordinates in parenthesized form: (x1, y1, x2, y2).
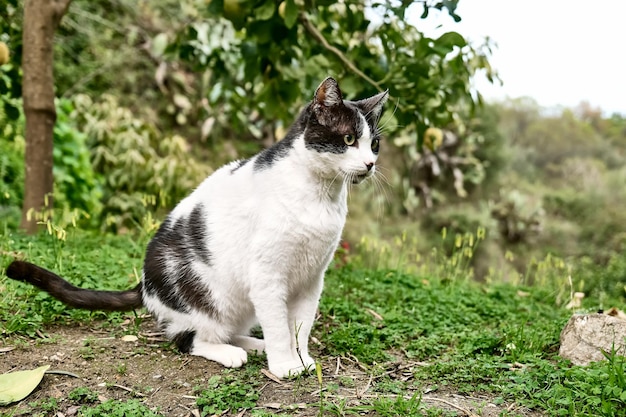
(6, 77, 388, 378)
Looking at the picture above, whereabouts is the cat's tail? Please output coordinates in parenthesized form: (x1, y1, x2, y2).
(5, 260, 143, 311)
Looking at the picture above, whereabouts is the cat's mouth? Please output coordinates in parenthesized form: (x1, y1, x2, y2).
(351, 171, 372, 184)
(340, 168, 373, 185)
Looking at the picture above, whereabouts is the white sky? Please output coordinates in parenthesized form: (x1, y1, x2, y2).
(407, 0, 626, 115)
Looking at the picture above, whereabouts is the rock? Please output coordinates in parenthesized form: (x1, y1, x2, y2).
(559, 313, 626, 366)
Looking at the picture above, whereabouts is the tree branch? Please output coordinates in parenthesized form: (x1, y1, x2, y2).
(299, 13, 383, 93)
(52, 0, 73, 26)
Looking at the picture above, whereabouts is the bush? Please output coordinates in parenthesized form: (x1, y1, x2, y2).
(53, 98, 103, 215)
(0, 116, 24, 208)
(70, 94, 207, 230)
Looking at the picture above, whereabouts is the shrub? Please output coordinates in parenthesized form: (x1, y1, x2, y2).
(53, 98, 103, 216)
(70, 94, 207, 230)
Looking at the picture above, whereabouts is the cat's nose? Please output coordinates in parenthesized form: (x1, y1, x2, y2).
(365, 162, 374, 172)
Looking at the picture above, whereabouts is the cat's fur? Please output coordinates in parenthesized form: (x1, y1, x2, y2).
(6, 78, 388, 378)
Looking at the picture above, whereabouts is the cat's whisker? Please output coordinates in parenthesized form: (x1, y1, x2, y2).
(376, 98, 400, 134)
(324, 171, 344, 197)
(375, 166, 393, 185)
(370, 173, 391, 220)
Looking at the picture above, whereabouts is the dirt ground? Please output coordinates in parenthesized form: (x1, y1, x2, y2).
(0, 318, 543, 417)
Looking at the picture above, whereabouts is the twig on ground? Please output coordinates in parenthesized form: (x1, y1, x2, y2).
(261, 368, 283, 384)
(45, 369, 80, 378)
(423, 396, 479, 417)
(356, 374, 373, 399)
(110, 383, 146, 397)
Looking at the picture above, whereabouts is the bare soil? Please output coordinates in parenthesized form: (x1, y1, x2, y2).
(0, 318, 543, 416)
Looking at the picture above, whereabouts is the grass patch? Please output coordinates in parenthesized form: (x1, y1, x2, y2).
(0, 227, 146, 337)
(1, 228, 625, 416)
(78, 399, 162, 417)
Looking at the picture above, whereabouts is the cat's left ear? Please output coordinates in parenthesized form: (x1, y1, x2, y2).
(314, 77, 343, 108)
(356, 90, 389, 125)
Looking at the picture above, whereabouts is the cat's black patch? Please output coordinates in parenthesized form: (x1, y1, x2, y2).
(143, 232, 189, 313)
(187, 204, 211, 265)
(172, 330, 196, 353)
(143, 206, 218, 316)
(230, 158, 249, 174)
(305, 101, 365, 154)
(253, 137, 294, 171)
(177, 268, 220, 317)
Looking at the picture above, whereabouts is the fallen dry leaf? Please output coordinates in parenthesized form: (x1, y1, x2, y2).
(0, 364, 50, 405)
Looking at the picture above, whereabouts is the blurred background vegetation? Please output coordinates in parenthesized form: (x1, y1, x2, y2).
(1, 0, 625, 301)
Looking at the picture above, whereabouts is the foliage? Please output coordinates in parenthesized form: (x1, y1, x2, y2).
(0, 226, 145, 337)
(44, 1, 497, 201)
(78, 399, 163, 417)
(503, 353, 626, 416)
(157, 0, 498, 205)
(0, 0, 22, 121)
(491, 188, 544, 244)
(69, 94, 207, 230)
(0, 107, 25, 211)
(2, 225, 626, 416)
(53, 98, 103, 215)
(576, 252, 626, 303)
(195, 374, 260, 415)
(68, 387, 100, 404)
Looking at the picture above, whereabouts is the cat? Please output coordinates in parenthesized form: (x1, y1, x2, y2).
(5, 77, 388, 378)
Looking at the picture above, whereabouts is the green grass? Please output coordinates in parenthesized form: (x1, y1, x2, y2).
(78, 399, 162, 417)
(0, 226, 147, 336)
(2, 226, 626, 416)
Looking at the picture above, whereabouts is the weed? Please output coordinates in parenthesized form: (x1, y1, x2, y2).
(78, 399, 163, 417)
(373, 377, 406, 394)
(68, 387, 99, 404)
(79, 346, 95, 360)
(0, 229, 144, 337)
(195, 375, 260, 415)
(116, 362, 128, 376)
(370, 392, 422, 417)
(27, 398, 59, 416)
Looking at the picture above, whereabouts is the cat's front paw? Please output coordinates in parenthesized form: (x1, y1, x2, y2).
(191, 343, 248, 368)
(301, 354, 315, 370)
(231, 335, 265, 354)
(268, 358, 315, 379)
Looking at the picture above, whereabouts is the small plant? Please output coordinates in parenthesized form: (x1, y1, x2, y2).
(116, 362, 128, 376)
(28, 398, 59, 415)
(78, 399, 163, 417)
(68, 387, 99, 404)
(371, 392, 423, 417)
(69, 94, 206, 231)
(195, 375, 260, 415)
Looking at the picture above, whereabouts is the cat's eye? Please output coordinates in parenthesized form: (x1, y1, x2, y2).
(371, 138, 380, 152)
(343, 134, 356, 146)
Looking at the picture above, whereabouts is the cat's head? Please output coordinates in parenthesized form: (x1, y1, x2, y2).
(304, 77, 388, 184)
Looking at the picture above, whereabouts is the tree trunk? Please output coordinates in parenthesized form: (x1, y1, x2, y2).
(20, 0, 72, 233)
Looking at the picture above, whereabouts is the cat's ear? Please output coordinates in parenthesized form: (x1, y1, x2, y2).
(314, 77, 343, 108)
(356, 90, 389, 125)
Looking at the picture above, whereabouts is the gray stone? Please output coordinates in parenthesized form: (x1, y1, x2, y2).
(559, 313, 626, 366)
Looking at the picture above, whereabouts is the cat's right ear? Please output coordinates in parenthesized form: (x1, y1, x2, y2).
(314, 77, 343, 108)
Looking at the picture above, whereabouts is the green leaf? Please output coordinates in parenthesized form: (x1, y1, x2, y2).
(0, 365, 50, 405)
(256, 0, 276, 20)
(436, 31, 467, 49)
(283, 0, 298, 29)
(0, 76, 8, 94)
(3, 101, 20, 120)
(151, 33, 169, 57)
